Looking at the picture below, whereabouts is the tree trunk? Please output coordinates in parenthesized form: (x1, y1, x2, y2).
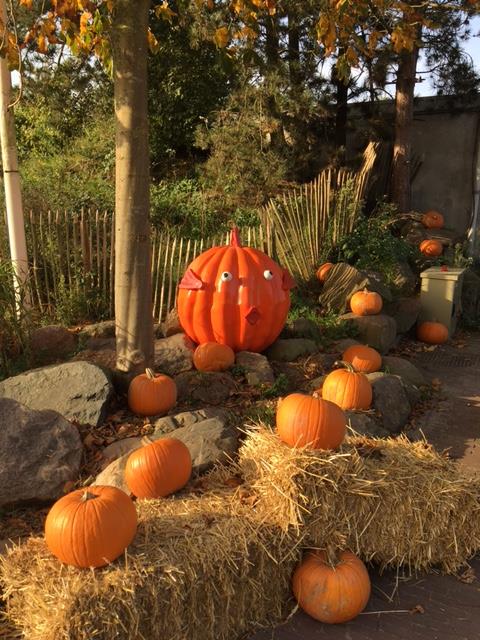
(332, 53, 349, 161)
(391, 38, 420, 213)
(287, 11, 300, 89)
(112, 0, 153, 373)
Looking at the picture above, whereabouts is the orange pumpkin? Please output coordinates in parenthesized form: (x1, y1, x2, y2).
(276, 393, 346, 450)
(128, 369, 177, 417)
(292, 550, 371, 624)
(419, 239, 443, 257)
(417, 321, 448, 344)
(193, 342, 235, 372)
(316, 262, 334, 283)
(350, 289, 382, 316)
(322, 362, 372, 410)
(125, 437, 192, 499)
(343, 345, 382, 373)
(177, 227, 295, 353)
(45, 486, 137, 568)
(422, 210, 444, 229)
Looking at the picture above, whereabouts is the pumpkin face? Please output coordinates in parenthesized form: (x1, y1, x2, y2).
(420, 239, 443, 257)
(193, 342, 235, 372)
(343, 345, 382, 373)
(177, 228, 295, 353)
(316, 262, 333, 283)
(292, 550, 371, 624)
(350, 289, 382, 316)
(45, 486, 137, 568)
(422, 210, 444, 229)
(276, 393, 346, 450)
(417, 321, 448, 344)
(128, 369, 177, 417)
(322, 363, 372, 410)
(125, 438, 192, 499)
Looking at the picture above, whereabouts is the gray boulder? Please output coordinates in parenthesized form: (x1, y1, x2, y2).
(0, 362, 113, 426)
(382, 356, 427, 387)
(30, 325, 77, 364)
(319, 263, 392, 314)
(384, 297, 421, 334)
(160, 308, 183, 338)
(370, 375, 411, 433)
(390, 263, 417, 297)
(174, 371, 237, 405)
(367, 371, 421, 409)
(0, 398, 82, 506)
(79, 320, 116, 340)
(345, 411, 389, 438)
(154, 333, 195, 376)
(265, 339, 318, 362)
(339, 313, 397, 354)
(334, 338, 360, 353)
(284, 318, 321, 341)
(235, 351, 275, 385)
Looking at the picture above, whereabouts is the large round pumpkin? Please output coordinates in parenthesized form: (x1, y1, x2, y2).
(276, 393, 346, 450)
(422, 210, 444, 229)
(177, 228, 295, 352)
(125, 438, 192, 499)
(128, 369, 177, 417)
(417, 321, 448, 344)
(419, 239, 443, 257)
(316, 262, 334, 283)
(350, 289, 382, 316)
(45, 486, 137, 568)
(292, 550, 371, 624)
(193, 342, 235, 372)
(322, 362, 372, 410)
(343, 344, 381, 373)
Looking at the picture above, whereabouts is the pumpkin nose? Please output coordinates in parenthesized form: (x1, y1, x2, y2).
(245, 306, 261, 325)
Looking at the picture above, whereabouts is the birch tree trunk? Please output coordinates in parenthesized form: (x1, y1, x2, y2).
(112, 0, 153, 372)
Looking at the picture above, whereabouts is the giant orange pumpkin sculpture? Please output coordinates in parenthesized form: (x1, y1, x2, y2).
(177, 228, 295, 352)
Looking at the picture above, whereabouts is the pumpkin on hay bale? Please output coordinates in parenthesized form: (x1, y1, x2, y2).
(0, 491, 300, 640)
(237, 427, 480, 574)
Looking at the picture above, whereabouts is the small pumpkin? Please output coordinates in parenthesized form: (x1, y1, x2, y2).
(292, 550, 371, 624)
(322, 362, 372, 410)
(193, 342, 235, 372)
(350, 289, 382, 316)
(276, 393, 346, 451)
(343, 344, 381, 373)
(417, 321, 448, 344)
(316, 262, 334, 283)
(125, 437, 192, 499)
(419, 239, 443, 257)
(422, 210, 444, 229)
(128, 368, 177, 417)
(45, 486, 137, 568)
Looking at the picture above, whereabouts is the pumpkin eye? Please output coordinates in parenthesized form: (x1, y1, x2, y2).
(220, 271, 233, 282)
(263, 270, 274, 280)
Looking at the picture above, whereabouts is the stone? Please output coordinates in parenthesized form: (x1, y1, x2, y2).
(390, 262, 417, 297)
(402, 220, 427, 245)
(174, 371, 237, 405)
(265, 339, 318, 362)
(368, 371, 421, 409)
(345, 411, 389, 438)
(30, 325, 77, 364)
(235, 351, 275, 385)
(285, 318, 321, 341)
(79, 320, 116, 340)
(0, 362, 113, 426)
(154, 333, 195, 376)
(339, 313, 397, 354)
(96, 414, 238, 492)
(160, 308, 183, 338)
(382, 356, 427, 387)
(384, 297, 421, 334)
(306, 375, 326, 393)
(333, 338, 360, 353)
(319, 263, 392, 314)
(371, 375, 411, 433)
(0, 398, 82, 506)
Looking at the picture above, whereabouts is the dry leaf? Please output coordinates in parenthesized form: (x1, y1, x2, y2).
(458, 567, 476, 584)
(410, 604, 425, 615)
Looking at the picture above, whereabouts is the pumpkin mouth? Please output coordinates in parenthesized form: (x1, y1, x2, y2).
(245, 306, 261, 325)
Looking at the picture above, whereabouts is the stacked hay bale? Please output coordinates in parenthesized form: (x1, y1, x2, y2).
(237, 427, 480, 574)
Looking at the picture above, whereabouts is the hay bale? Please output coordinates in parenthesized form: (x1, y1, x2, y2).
(1, 491, 299, 640)
(238, 427, 480, 574)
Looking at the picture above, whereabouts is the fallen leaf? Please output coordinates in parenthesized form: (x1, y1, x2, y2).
(63, 480, 76, 493)
(458, 567, 476, 584)
(410, 604, 425, 615)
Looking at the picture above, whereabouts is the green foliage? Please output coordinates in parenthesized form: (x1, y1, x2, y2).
(259, 373, 289, 399)
(50, 274, 110, 327)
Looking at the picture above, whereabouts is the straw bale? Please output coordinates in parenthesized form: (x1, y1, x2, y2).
(237, 427, 480, 574)
(1, 491, 299, 640)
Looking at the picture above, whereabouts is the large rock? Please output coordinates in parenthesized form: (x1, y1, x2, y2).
(96, 414, 238, 492)
(382, 356, 427, 387)
(333, 338, 360, 353)
(284, 318, 321, 341)
(339, 313, 397, 354)
(0, 362, 113, 426)
(367, 371, 421, 409)
(384, 297, 421, 334)
(265, 339, 318, 362)
(160, 308, 183, 338)
(174, 371, 237, 405)
(345, 411, 389, 438)
(0, 398, 82, 506)
(79, 320, 116, 340)
(390, 262, 417, 297)
(154, 333, 195, 376)
(319, 263, 392, 314)
(235, 351, 274, 385)
(370, 375, 411, 433)
(30, 325, 77, 364)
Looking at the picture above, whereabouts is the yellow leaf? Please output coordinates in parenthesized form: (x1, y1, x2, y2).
(80, 11, 92, 34)
(154, 1, 176, 21)
(19, 0, 33, 8)
(37, 34, 47, 54)
(214, 26, 229, 48)
(147, 29, 159, 53)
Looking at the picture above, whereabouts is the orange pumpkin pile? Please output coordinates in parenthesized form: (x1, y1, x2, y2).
(194, 342, 235, 372)
(128, 368, 177, 417)
(322, 362, 372, 411)
(419, 239, 443, 257)
(350, 289, 382, 316)
(342, 344, 381, 373)
(421, 210, 444, 229)
(417, 320, 448, 344)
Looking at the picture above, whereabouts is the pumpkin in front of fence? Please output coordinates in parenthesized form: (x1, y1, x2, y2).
(177, 227, 295, 352)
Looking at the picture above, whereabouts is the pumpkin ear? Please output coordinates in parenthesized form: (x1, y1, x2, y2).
(282, 269, 296, 290)
(179, 268, 204, 290)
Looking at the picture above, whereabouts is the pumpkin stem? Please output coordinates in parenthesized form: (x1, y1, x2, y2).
(334, 360, 356, 373)
(81, 491, 97, 502)
(145, 368, 156, 380)
(230, 226, 242, 248)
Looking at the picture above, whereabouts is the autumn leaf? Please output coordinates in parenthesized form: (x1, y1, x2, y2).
(147, 28, 159, 53)
(154, 1, 176, 22)
(19, 0, 33, 8)
(214, 26, 229, 48)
